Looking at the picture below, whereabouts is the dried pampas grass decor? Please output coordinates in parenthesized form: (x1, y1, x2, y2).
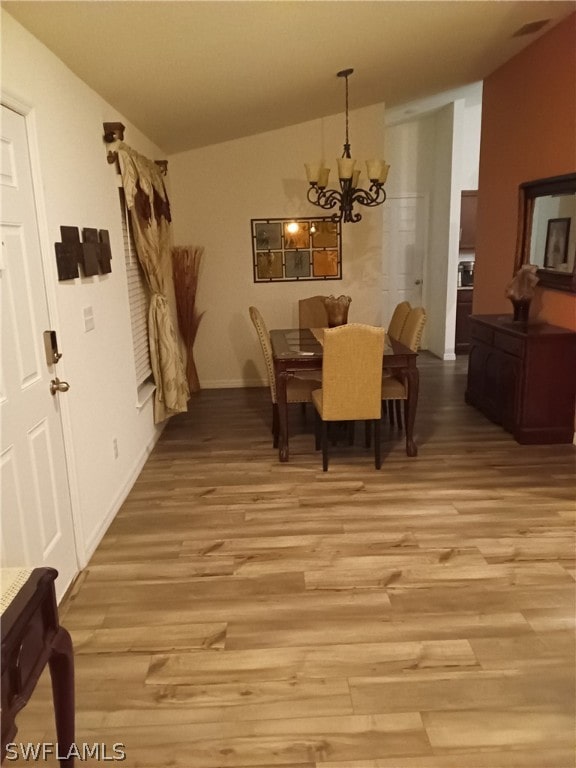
(171, 245, 204, 394)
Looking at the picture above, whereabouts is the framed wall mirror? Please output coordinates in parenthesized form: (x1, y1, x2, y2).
(514, 172, 576, 292)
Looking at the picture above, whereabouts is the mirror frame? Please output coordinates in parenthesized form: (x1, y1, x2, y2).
(514, 172, 576, 293)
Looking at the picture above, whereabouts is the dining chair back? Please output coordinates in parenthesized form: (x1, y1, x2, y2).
(298, 296, 329, 329)
(399, 306, 427, 351)
(383, 306, 427, 430)
(249, 306, 277, 401)
(388, 301, 411, 340)
(312, 323, 385, 470)
(249, 306, 321, 447)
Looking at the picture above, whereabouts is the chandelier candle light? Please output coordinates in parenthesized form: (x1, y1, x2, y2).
(305, 68, 389, 224)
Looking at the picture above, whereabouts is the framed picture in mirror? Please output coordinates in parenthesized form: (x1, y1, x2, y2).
(544, 217, 570, 268)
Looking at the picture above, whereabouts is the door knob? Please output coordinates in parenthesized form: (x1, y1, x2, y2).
(414, 279, 422, 285)
(49, 378, 70, 396)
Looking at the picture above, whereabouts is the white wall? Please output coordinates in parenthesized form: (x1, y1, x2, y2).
(2, 11, 164, 564)
(385, 83, 482, 358)
(459, 91, 482, 189)
(169, 104, 387, 388)
(429, 104, 457, 358)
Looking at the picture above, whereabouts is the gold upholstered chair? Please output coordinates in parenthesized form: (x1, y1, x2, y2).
(383, 301, 411, 425)
(249, 306, 321, 447)
(312, 323, 385, 471)
(298, 296, 329, 329)
(383, 306, 427, 429)
(399, 306, 427, 351)
(387, 300, 411, 340)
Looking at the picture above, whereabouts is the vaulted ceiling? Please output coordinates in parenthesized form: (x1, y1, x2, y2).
(4, 1, 575, 154)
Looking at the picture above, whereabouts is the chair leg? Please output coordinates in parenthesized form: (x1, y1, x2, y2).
(300, 402, 307, 424)
(314, 411, 321, 451)
(374, 419, 382, 469)
(347, 421, 355, 445)
(48, 627, 75, 768)
(321, 420, 329, 471)
(272, 403, 279, 448)
(395, 400, 403, 429)
(387, 400, 395, 425)
(364, 420, 371, 448)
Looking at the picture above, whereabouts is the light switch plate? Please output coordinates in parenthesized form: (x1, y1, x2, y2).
(83, 306, 95, 332)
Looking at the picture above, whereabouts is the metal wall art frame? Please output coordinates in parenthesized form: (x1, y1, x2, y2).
(251, 217, 341, 283)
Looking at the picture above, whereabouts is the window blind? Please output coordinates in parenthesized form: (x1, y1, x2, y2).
(119, 187, 152, 386)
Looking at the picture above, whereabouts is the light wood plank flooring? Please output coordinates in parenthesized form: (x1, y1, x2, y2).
(14, 354, 576, 767)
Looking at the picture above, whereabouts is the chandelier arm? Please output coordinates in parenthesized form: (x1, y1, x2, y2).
(322, 192, 344, 210)
(351, 186, 387, 208)
(307, 186, 342, 211)
(340, 209, 362, 223)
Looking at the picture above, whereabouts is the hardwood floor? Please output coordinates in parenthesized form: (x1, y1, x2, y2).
(14, 354, 576, 767)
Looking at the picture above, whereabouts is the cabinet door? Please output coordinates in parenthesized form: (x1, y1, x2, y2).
(460, 191, 478, 250)
(483, 350, 504, 423)
(498, 352, 521, 432)
(467, 342, 520, 428)
(465, 341, 488, 407)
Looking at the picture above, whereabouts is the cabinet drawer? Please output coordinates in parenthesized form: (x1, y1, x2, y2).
(494, 331, 524, 358)
(470, 322, 493, 345)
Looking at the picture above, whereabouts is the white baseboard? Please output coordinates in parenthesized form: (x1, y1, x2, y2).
(201, 378, 266, 389)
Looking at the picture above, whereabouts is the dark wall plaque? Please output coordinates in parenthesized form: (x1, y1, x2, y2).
(54, 242, 79, 280)
(98, 230, 112, 273)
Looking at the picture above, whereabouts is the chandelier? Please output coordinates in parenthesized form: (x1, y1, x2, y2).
(305, 68, 389, 224)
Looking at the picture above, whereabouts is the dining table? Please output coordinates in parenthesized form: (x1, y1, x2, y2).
(270, 327, 420, 462)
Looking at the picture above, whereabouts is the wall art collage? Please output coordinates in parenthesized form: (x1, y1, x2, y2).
(251, 217, 341, 283)
(54, 226, 112, 281)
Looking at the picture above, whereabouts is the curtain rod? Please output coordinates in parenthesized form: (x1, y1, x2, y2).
(102, 122, 168, 176)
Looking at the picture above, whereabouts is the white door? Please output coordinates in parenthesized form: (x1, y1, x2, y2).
(1, 105, 78, 598)
(382, 194, 428, 329)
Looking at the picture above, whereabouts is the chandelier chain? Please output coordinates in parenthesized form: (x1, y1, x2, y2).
(343, 73, 350, 158)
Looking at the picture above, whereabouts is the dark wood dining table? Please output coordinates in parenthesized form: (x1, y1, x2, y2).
(270, 327, 420, 462)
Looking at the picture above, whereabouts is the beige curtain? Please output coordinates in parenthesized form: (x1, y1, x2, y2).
(115, 141, 190, 423)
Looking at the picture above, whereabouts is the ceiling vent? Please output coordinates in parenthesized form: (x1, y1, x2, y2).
(513, 19, 550, 37)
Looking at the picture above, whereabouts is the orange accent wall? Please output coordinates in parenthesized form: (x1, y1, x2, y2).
(474, 13, 576, 330)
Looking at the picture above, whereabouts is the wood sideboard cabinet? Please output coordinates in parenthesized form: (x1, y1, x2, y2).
(465, 315, 576, 444)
